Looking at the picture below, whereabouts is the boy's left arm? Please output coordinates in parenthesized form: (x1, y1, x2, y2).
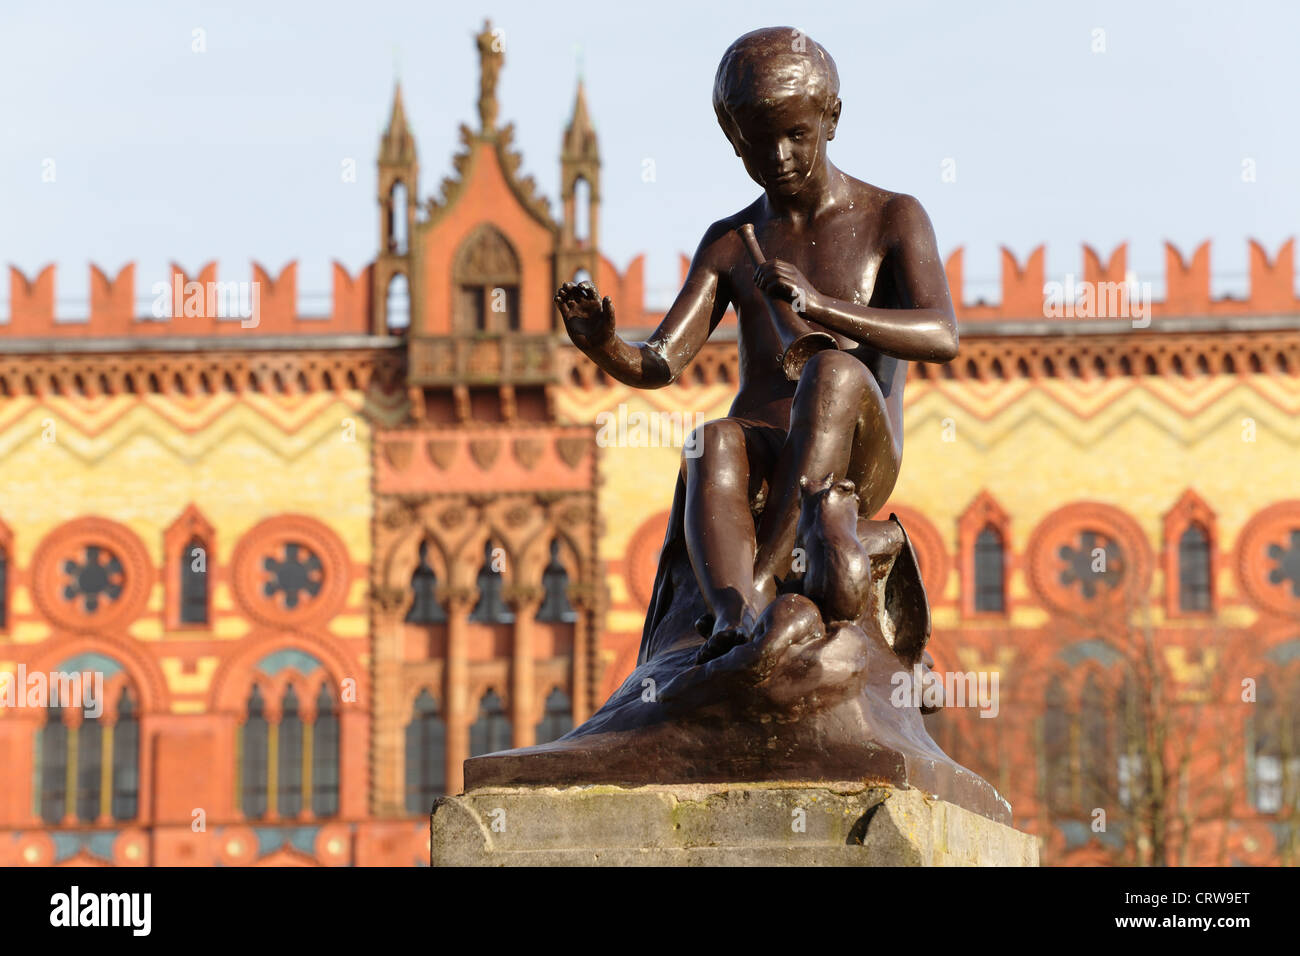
(753, 194, 959, 363)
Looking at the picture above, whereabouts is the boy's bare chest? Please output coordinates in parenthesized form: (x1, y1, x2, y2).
(732, 214, 889, 307)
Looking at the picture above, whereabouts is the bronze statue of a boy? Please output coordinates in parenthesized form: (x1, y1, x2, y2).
(463, 27, 1010, 821)
(557, 27, 958, 664)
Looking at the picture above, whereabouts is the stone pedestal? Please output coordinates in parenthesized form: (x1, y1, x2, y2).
(431, 782, 1039, 866)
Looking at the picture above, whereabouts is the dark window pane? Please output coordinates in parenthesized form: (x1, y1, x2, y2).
(312, 684, 340, 818)
(180, 537, 209, 624)
(973, 526, 1005, 612)
(535, 688, 573, 745)
(470, 540, 513, 623)
(241, 686, 269, 820)
(40, 706, 68, 824)
(0, 548, 7, 628)
(1043, 676, 1071, 813)
(405, 689, 446, 815)
(537, 539, 577, 623)
(405, 540, 446, 623)
(76, 715, 102, 822)
(1079, 674, 1110, 807)
(1178, 524, 1212, 612)
(111, 689, 139, 821)
(278, 685, 303, 818)
(469, 690, 511, 757)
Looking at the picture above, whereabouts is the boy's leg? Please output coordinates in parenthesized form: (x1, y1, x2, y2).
(683, 419, 778, 647)
(751, 349, 903, 599)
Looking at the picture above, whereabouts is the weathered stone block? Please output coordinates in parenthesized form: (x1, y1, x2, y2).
(431, 782, 1039, 866)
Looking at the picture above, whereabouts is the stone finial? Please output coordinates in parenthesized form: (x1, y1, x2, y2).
(476, 19, 504, 133)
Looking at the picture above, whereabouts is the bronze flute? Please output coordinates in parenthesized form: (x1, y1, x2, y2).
(738, 222, 839, 381)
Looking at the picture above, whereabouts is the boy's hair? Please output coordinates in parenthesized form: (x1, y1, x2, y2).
(712, 27, 840, 139)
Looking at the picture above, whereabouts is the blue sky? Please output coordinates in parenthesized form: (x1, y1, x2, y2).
(1, 0, 1296, 314)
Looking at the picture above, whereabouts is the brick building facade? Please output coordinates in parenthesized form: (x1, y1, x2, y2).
(1, 21, 1297, 866)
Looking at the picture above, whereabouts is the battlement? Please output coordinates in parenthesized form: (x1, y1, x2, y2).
(636, 238, 1300, 330)
(2, 261, 373, 339)
(4, 239, 1296, 344)
(946, 239, 1297, 321)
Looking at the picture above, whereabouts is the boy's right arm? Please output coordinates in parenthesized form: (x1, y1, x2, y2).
(555, 221, 734, 389)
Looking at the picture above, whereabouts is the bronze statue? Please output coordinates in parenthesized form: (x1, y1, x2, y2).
(468, 27, 1009, 823)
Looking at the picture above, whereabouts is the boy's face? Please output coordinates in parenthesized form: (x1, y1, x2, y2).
(726, 85, 839, 199)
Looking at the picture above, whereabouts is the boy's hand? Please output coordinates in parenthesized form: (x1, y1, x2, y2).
(754, 259, 820, 314)
(555, 280, 617, 351)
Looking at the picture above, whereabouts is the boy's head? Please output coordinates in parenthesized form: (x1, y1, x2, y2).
(713, 28, 841, 196)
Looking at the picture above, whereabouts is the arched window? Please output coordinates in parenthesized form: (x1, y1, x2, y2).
(240, 685, 269, 820)
(1116, 676, 1146, 810)
(973, 526, 1005, 612)
(39, 704, 68, 824)
(312, 684, 340, 817)
(406, 540, 446, 623)
(453, 226, 521, 333)
(278, 685, 303, 818)
(405, 689, 446, 814)
(390, 182, 408, 255)
(573, 177, 590, 243)
(239, 654, 341, 822)
(180, 536, 209, 624)
(536, 539, 577, 622)
(1078, 673, 1109, 809)
(1177, 523, 1212, 612)
(1043, 676, 1071, 813)
(1252, 675, 1284, 812)
(535, 687, 573, 744)
(35, 661, 139, 825)
(76, 710, 102, 822)
(386, 273, 410, 332)
(470, 540, 513, 623)
(111, 688, 139, 821)
(469, 690, 511, 757)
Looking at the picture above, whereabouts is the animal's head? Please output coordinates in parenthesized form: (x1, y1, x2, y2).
(798, 473, 859, 509)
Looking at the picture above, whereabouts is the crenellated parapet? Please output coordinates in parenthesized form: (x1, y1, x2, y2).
(947, 238, 1298, 322)
(3, 261, 374, 339)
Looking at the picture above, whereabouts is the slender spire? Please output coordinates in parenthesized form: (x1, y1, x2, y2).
(380, 83, 416, 166)
(563, 79, 598, 160)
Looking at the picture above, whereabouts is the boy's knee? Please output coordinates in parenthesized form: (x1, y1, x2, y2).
(686, 419, 743, 462)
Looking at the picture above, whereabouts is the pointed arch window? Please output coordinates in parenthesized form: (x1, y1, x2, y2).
(1116, 676, 1147, 810)
(535, 687, 573, 745)
(453, 226, 521, 333)
(278, 685, 304, 818)
(405, 689, 446, 814)
(1163, 491, 1217, 617)
(312, 684, 340, 817)
(165, 506, 215, 628)
(35, 664, 139, 826)
(1177, 523, 1212, 613)
(386, 273, 410, 332)
(390, 182, 409, 255)
(1079, 673, 1110, 809)
(470, 540, 513, 623)
(973, 526, 1005, 612)
(1042, 676, 1072, 813)
(39, 704, 68, 824)
(111, 688, 139, 821)
(536, 539, 577, 623)
(406, 540, 446, 623)
(240, 685, 270, 820)
(180, 536, 209, 624)
(239, 668, 342, 822)
(469, 690, 512, 757)
(75, 710, 103, 823)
